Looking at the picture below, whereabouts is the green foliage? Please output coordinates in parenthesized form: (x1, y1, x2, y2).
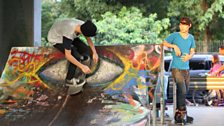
(199, 0, 224, 31)
(60, 0, 122, 20)
(210, 18, 224, 40)
(41, 0, 224, 50)
(41, 1, 66, 43)
(59, 0, 169, 20)
(95, 7, 170, 45)
(167, 0, 224, 40)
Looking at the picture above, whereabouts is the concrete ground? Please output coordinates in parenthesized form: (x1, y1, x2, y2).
(1, 83, 224, 126)
(163, 105, 224, 126)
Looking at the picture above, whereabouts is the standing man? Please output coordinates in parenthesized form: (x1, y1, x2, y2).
(48, 18, 98, 86)
(163, 17, 195, 124)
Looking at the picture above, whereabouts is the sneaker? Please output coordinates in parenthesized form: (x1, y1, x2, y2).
(174, 111, 185, 125)
(65, 78, 86, 86)
(65, 79, 75, 86)
(204, 96, 215, 106)
(75, 79, 86, 85)
(207, 99, 213, 106)
(175, 110, 194, 125)
(186, 115, 194, 124)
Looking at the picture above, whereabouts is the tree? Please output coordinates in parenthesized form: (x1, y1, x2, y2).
(167, 0, 224, 52)
(60, 0, 122, 20)
(41, 0, 66, 46)
(59, 0, 169, 21)
(94, 7, 170, 45)
(104, 0, 169, 19)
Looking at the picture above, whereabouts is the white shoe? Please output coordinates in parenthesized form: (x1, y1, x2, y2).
(65, 78, 76, 86)
(65, 78, 86, 87)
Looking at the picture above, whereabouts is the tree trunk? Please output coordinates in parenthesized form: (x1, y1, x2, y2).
(203, 27, 212, 52)
(201, 0, 211, 52)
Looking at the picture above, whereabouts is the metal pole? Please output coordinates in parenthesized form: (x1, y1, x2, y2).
(153, 88, 157, 126)
(160, 45, 165, 124)
(173, 80, 177, 120)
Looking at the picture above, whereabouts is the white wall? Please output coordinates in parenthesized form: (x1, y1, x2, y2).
(34, 0, 41, 46)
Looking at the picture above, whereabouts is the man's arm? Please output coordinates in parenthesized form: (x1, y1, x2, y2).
(85, 37, 99, 63)
(86, 37, 96, 54)
(62, 36, 91, 74)
(181, 48, 195, 62)
(162, 41, 181, 56)
(64, 49, 91, 74)
(189, 48, 195, 58)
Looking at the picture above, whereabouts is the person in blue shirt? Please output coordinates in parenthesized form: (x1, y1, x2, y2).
(163, 17, 195, 124)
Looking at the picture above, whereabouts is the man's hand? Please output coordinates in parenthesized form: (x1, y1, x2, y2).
(162, 41, 181, 56)
(92, 52, 99, 64)
(173, 45, 181, 56)
(80, 65, 91, 74)
(181, 53, 192, 62)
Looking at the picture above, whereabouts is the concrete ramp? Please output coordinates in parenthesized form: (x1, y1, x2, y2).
(0, 44, 162, 126)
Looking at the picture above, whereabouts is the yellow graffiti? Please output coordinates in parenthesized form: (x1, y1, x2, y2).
(105, 49, 147, 91)
(105, 45, 160, 91)
(2, 48, 55, 89)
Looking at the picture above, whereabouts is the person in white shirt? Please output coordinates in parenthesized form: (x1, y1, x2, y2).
(48, 18, 98, 86)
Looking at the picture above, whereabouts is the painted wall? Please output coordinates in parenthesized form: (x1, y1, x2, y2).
(0, 0, 41, 76)
(0, 45, 161, 125)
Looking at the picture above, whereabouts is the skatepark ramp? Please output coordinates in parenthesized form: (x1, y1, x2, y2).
(0, 45, 164, 126)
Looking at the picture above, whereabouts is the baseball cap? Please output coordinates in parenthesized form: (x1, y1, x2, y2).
(80, 20, 97, 37)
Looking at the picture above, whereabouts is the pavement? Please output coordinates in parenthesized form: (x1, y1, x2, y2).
(164, 105, 224, 126)
(2, 84, 224, 126)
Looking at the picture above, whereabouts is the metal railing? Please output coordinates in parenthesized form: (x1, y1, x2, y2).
(196, 40, 224, 52)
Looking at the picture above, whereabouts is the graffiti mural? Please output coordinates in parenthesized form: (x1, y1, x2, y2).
(0, 47, 67, 121)
(0, 45, 161, 126)
(92, 44, 161, 125)
(1, 47, 64, 88)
